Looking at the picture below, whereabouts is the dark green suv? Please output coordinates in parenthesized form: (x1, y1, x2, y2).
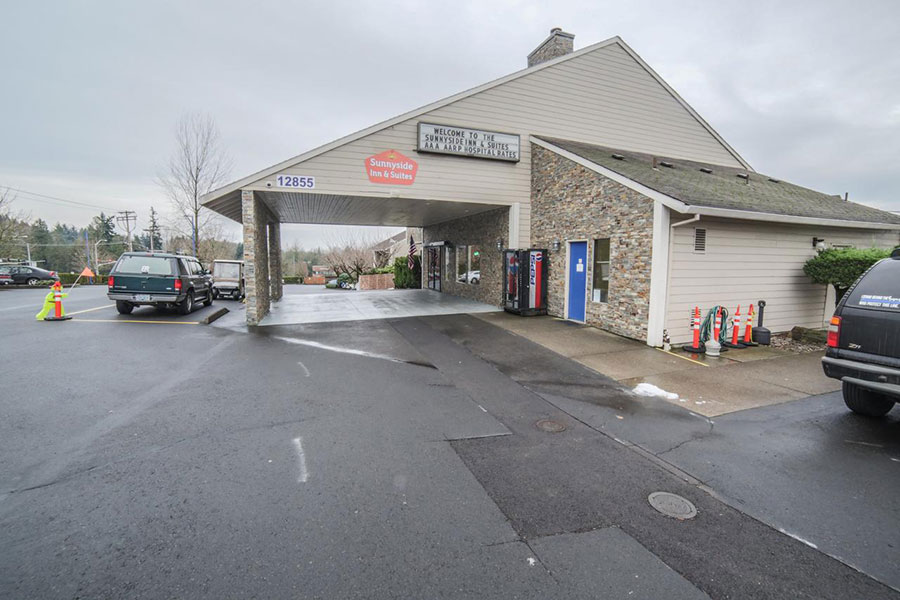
(107, 252, 214, 315)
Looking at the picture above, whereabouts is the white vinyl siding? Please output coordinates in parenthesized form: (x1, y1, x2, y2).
(664, 217, 900, 344)
(241, 42, 745, 243)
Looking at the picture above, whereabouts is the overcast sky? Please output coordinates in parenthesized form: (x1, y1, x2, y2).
(2, 0, 898, 249)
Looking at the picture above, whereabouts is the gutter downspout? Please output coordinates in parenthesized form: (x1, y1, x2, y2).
(671, 214, 700, 229)
(654, 213, 700, 348)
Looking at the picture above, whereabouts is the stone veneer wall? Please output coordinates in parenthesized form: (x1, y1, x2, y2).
(530, 145, 654, 341)
(242, 190, 271, 326)
(422, 207, 508, 306)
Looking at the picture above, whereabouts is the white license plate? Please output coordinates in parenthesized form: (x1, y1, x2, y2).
(134, 294, 151, 302)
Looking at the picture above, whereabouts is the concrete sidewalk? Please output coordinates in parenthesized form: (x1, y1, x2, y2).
(474, 312, 838, 416)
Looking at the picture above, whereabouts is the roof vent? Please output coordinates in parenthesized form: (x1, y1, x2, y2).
(611, 154, 625, 160)
(660, 161, 674, 168)
(736, 173, 750, 180)
(699, 167, 712, 174)
(768, 177, 780, 183)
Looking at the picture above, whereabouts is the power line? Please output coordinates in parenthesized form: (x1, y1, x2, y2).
(1, 185, 120, 211)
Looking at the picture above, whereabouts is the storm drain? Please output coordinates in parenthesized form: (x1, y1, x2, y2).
(648, 492, 697, 520)
(535, 419, 567, 433)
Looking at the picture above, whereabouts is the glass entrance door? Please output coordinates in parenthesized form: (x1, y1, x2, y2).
(426, 247, 442, 291)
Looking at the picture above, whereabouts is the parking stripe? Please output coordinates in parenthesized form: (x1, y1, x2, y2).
(67, 304, 115, 315)
(71, 318, 200, 325)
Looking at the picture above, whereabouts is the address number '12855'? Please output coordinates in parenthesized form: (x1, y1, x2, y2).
(275, 175, 315, 189)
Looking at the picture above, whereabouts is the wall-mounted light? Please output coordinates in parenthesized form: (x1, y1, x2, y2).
(552, 240, 561, 252)
(496, 239, 503, 251)
(812, 237, 827, 252)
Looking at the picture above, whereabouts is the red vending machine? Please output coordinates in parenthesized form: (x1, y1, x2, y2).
(503, 249, 548, 316)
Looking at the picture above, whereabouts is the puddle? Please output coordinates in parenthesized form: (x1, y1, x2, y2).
(274, 336, 436, 369)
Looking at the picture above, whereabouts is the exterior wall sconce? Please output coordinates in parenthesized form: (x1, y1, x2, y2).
(496, 239, 504, 251)
(812, 237, 827, 252)
(552, 240, 561, 252)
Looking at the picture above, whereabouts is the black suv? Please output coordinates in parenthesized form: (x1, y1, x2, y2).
(107, 252, 213, 315)
(822, 249, 900, 416)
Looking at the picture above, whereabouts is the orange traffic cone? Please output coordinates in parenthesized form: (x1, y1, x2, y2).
(682, 306, 705, 353)
(723, 305, 747, 349)
(743, 303, 759, 346)
(43, 281, 71, 321)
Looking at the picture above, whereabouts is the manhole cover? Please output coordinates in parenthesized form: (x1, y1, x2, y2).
(535, 419, 567, 433)
(648, 492, 697, 520)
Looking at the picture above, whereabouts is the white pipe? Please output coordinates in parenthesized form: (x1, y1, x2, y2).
(670, 214, 700, 229)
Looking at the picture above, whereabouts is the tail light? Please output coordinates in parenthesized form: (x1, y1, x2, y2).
(108, 276, 114, 288)
(174, 278, 182, 291)
(50, 271, 57, 277)
(827, 316, 841, 348)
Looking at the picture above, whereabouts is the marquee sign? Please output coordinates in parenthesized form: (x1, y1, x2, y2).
(417, 122, 520, 162)
(364, 149, 418, 185)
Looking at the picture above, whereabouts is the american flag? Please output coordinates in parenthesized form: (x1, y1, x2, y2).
(408, 235, 417, 271)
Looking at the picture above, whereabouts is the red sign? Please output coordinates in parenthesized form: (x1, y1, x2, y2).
(364, 149, 418, 185)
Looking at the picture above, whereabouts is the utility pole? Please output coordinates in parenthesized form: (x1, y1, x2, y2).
(143, 207, 162, 252)
(116, 210, 137, 252)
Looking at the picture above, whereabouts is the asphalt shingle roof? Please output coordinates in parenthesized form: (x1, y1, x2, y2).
(539, 137, 900, 225)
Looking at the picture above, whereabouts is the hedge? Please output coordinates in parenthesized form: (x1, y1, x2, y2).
(283, 276, 303, 284)
(393, 256, 421, 289)
(363, 265, 394, 276)
(803, 247, 892, 302)
(59, 273, 108, 285)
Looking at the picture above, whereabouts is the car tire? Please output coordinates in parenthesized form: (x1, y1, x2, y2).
(178, 291, 194, 315)
(26, 278, 39, 286)
(115, 300, 134, 315)
(211, 288, 219, 300)
(842, 381, 895, 417)
(233, 289, 242, 300)
(203, 289, 213, 307)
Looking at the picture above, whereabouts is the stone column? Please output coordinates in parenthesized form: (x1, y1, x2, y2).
(242, 190, 270, 325)
(268, 221, 283, 301)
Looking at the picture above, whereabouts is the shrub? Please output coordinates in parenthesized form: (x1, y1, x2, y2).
(282, 276, 301, 284)
(363, 265, 394, 276)
(393, 256, 421, 289)
(338, 272, 351, 284)
(803, 247, 892, 302)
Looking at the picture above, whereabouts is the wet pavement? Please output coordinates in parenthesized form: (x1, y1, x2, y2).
(1, 287, 898, 599)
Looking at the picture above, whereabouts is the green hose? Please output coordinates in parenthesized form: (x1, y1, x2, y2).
(699, 306, 731, 344)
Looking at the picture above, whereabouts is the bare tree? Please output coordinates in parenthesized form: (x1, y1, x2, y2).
(158, 112, 232, 260)
(322, 232, 381, 281)
(0, 188, 28, 259)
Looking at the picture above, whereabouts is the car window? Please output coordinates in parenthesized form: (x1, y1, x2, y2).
(191, 261, 202, 275)
(846, 259, 900, 311)
(113, 255, 175, 276)
(214, 263, 240, 279)
(0, 266, 11, 274)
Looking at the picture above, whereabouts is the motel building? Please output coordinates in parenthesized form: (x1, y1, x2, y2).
(202, 29, 900, 345)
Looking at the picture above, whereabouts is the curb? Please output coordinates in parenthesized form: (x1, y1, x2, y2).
(201, 307, 229, 325)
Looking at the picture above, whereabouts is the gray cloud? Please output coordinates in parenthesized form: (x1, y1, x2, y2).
(1, 0, 897, 248)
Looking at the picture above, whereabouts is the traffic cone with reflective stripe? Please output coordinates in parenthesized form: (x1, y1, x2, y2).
(742, 303, 759, 346)
(43, 281, 71, 321)
(723, 305, 747, 349)
(682, 306, 705, 354)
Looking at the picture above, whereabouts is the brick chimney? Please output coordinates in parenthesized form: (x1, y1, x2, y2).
(527, 28, 575, 67)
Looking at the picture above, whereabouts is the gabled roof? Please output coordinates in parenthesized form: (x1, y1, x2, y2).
(534, 136, 900, 229)
(202, 36, 750, 207)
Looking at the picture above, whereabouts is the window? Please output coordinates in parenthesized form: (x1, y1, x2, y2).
(113, 255, 174, 276)
(592, 238, 610, 303)
(214, 262, 241, 279)
(456, 245, 468, 283)
(693, 228, 707, 253)
(469, 246, 481, 285)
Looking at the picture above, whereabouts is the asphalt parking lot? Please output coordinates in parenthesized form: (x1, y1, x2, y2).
(1, 286, 898, 599)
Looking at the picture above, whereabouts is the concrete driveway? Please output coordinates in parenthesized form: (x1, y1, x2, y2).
(257, 286, 500, 326)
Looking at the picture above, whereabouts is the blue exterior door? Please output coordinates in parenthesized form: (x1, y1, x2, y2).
(567, 242, 587, 321)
